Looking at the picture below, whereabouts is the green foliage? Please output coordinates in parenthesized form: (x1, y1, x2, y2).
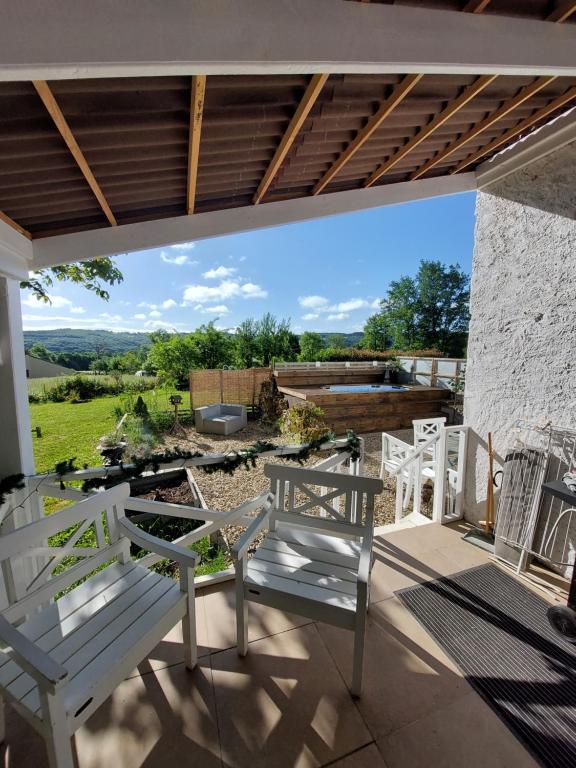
(133, 395, 150, 421)
(361, 311, 390, 351)
(279, 404, 329, 443)
(318, 346, 398, 362)
(234, 318, 260, 367)
(298, 331, 325, 361)
(24, 329, 151, 357)
(21, 257, 123, 303)
(253, 313, 295, 365)
(363, 260, 469, 356)
(29, 374, 155, 404)
(146, 322, 233, 386)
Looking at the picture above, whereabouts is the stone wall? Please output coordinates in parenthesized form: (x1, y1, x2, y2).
(464, 141, 576, 525)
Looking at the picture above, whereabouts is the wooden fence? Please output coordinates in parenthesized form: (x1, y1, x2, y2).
(397, 357, 466, 389)
(189, 368, 272, 408)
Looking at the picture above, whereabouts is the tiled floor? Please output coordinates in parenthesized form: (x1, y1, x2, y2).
(2, 522, 544, 768)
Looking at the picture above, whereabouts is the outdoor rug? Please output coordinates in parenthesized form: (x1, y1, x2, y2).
(396, 563, 576, 768)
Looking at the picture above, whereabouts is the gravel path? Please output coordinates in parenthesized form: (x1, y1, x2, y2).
(159, 423, 431, 544)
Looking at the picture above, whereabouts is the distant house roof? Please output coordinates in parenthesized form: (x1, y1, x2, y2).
(25, 354, 75, 378)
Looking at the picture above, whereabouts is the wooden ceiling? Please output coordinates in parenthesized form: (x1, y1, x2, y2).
(0, 0, 575, 240)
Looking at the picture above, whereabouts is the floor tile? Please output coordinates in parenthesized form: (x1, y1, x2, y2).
(203, 580, 313, 653)
(378, 691, 539, 768)
(211, 623, 371, 768)
(317, 597, 470, 739)
(126, 593, 211, 679)
(3, 661, 221, 768)
(329, 743, 389, 767)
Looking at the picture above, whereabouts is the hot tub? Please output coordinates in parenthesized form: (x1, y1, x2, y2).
(324, 384, 408, 393)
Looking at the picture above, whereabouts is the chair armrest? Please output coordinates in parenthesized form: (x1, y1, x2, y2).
(118, 517, 199, 569)
(231, 502, 273, 561)
(0, 614, 68, 694)
(357, 529, 374, 586)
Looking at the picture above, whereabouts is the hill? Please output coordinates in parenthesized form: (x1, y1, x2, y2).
(318, 332, 363, 347)
(23, 329, 152, 355)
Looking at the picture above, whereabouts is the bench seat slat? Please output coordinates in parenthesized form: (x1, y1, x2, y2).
(252, 545, 357, 584)
(248, 557, 357, 596)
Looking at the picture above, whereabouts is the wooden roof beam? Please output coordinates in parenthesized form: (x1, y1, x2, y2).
(0, 211, 31, 240)
(187, 75, 206, 215)
(32, 81, 117, 226)
(451, 85, 576, 173)
(253, 74, 328, 204)
(463, 1, 492, 12)
(312, 74, 422, 196)
(364, 74, 497, 188)
(410, 75, 555, 180)
(547, 2, 576, 22)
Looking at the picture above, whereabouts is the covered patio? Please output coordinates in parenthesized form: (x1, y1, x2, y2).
(1, 1, 576, 766)
(3, 521, 542, 768)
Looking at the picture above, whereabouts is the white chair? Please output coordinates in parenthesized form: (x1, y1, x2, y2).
(0, 483, 199, 768)
(232, 464, 383, 697)
(380, 433, 415, 520)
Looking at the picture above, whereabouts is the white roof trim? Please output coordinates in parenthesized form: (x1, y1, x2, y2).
(31, 173, 477, 268)
(1, 0, 575, 81)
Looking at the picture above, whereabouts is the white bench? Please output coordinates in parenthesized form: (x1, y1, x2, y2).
(0, 483, 199, 768)
(233, 464, 383, 697)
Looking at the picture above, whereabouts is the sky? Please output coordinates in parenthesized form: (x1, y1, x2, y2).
(21, 191, 476, 336)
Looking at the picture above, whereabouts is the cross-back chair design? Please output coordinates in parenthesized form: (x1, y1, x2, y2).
(0, 483, 200, 768)
(232, 464, 383, 696)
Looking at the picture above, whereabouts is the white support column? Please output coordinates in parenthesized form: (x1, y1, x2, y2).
(0, 277, 34, 476)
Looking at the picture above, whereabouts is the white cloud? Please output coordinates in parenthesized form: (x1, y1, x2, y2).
(333, 298, 368, 312)
(160, 251, 193, 266)
(203, 265, 236, 280)
(162, 298, 177, 309)
(239, 256, 247, 262)
(327, 312, 350, 321)
(133, 313, 147, 320)
(370, 298, 382, 309)
(99, 312, 122, 322)
(22, 294, 72, 309)
(183, 279, 267, 304)
(149, 310, 162, 318)
(203, 305, 230, 314)
(302, 313, 319, 321)
(298, 295, 329, 309)
(169, 242, 196, 251)
(69, 306, 86, 315)
(240, 282, 267, 299)
(137, 301, 158, 309)
(145, 320, 177, 330)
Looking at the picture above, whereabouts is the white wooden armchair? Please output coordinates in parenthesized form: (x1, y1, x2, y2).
(0, 483, 200, 768)
(232, 464, 383, 697)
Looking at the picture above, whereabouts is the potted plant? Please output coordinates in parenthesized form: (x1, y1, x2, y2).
(97, 432, 127, 466)
(386, 359, 405, 384)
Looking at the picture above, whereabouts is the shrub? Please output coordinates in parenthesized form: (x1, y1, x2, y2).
(133, 395, 150, 421)
(279, 404, 328, 443)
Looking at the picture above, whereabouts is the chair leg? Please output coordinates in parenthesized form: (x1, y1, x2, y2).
(180, 567, 197, 671)
(0, 696, 5, 744)
(351, 608, 367, 698)
(41, 693, 75, 768)
(235, 562, 248, 656)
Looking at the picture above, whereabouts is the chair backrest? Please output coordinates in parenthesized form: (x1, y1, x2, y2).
(264, 464, 382, 535)
(413, 417, 446, 461)
(381, 434, 413, 474)
(0, 483, 131, 623)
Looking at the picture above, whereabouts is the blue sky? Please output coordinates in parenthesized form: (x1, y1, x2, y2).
(21, 191, 476, 336)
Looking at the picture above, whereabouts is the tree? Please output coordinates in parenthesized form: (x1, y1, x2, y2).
(298, 332, 325, 361)
(363, 260, 470, 355)
(234, 318, 259, 368)
(327, 333, 346, 348)
(27, 343, 54, 361)
(146, 323, 233, 386)
(21, 258, 123, 302)
(255, 313, 294, 366)
(361, 311, 390, 351)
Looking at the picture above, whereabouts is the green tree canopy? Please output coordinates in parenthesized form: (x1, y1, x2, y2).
(21, 258, 123, 303)
(298, 331, 325, 361)
(361, 312, 390, 351)
(234, 318, 259, 368)
(361, 260, 469, 356)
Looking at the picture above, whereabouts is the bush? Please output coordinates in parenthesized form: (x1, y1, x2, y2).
(133, 395, 150, 421)
(29, 374, 157, 404)
(279, 404, 328, 443)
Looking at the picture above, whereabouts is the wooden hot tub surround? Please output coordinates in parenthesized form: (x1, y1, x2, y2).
(275, 368, 450, 434)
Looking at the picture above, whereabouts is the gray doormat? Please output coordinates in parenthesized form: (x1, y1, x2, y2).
(397, 564, 576, 768)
